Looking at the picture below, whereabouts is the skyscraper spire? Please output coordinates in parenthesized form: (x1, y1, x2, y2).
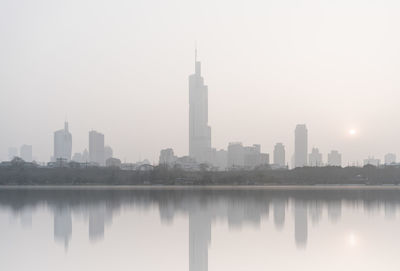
(194, 43, 201, 75)
(189, 47, 211, 163)
(195, 41, 197, 63)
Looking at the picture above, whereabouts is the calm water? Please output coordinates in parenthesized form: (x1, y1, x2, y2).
(1, 186, 400, 271)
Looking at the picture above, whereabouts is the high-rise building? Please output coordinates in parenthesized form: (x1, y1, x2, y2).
(20, 145, 32, 162)
(215, 149, 228, 171)
(8, 147, 18, 161)
(104, 146, 113, 162)
(54, 122, 72, 161)
(294, 124, 308, 168)
(89, 131, 105, 166)
(273, 143, 285, 167)
(384, 153, 396, 165)
(227, 142, 244, 168)
(227, 142, 269, 169)
(82, 149, 89, 162)
(308, 147, 323, 167)
(159, 148, 177, 166)
(327, 150, 342, 166)
(71, 153, 83, 163)
(363, 157, 380, 167)
(189, 49, 212, 164)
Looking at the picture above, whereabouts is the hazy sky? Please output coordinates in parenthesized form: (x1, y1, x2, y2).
(1, 0, 400, 164)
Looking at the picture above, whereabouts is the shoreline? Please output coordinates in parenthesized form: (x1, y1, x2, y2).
(1, 184, 400, 190)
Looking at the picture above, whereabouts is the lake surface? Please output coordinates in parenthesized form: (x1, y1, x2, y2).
(1, 186, 400, 271)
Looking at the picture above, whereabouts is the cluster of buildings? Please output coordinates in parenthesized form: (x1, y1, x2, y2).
(49, 123, 115, 167)
(4, 53, 399, 171)
(159, 52, 397, 171)
(8, 145, 33, 162)
(47, 122, 152, 170)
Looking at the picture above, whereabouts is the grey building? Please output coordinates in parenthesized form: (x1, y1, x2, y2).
(327, 150, 342, 167)
(384, 153, 396, 165)
(89, 130, 105, 166)
(54, 122, 72, 161)
(294, 124, 308, 168)
(8, 147, 18, 161)
(104, 146, 113, 162)
(308, 147, 323, 167)
(273, 143, 285, 167)
(189, 49, 212, 164)
(20, 144, 32, 162)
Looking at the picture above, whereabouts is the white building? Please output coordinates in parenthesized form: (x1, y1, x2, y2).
(384, 153, 396, 165)
(54, 122, 72, 161)
(214, 149, 228, 171)
(273, 143, 285, 167)
(327, 150, 342, 167)
(308, 147, 323, 167)
(72, 153, 82, 163)
(363, 157, 380, 167)
(89, 131, 105, 166)
(20, 145, 32, 162)
(159, 148, 177, 166)
(228, 142, 269, 169)
(294, 124, 308, 167)
(8, 147, 18, 161)
(227, 142, 244, 168)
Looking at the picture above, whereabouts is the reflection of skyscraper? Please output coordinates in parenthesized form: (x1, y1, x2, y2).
(189, 211, 211, 271)
(89, 207, 106, 242)
(308, 200, 323, 225)
(189, 49, 212, 163)
(327, 200, 342, 223)
(294, 200, 308, 248)
(273, 199, 286, 230)
(294, 124, 308, 168)
(20, 208, 33, 228)
(54, 207, 72, 250)
(88, 205, 113, 242)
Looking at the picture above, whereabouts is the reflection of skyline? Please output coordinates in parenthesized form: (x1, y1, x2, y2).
(54, 207, 72, 250)
(294, 200, 307, 249)
(2, 188, 400, 270)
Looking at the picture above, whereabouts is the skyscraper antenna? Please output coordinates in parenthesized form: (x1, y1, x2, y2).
(195, 41, 197, 62)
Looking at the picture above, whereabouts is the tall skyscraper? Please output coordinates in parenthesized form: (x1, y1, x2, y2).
(273, 143, 286, 167)
(189, 49, 212, 163)
(54, 122, 72, 161)
(20, 144, 32, 162)
(89, 130, 105, 166)
(294, 124, 308, 168)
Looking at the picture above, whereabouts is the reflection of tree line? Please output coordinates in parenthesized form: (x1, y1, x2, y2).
(2, 164, 400, 185)
(0, 189, 399, 268)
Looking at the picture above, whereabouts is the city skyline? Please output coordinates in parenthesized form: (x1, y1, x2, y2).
(2, 51, 398, 167)
(1, 0, 400, 165)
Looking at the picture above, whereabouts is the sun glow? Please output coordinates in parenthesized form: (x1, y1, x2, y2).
(349, 129, 356, 136)
(347, 233, 358, 247)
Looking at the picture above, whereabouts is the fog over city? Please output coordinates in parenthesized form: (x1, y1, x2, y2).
(1, 0, 400, 165)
